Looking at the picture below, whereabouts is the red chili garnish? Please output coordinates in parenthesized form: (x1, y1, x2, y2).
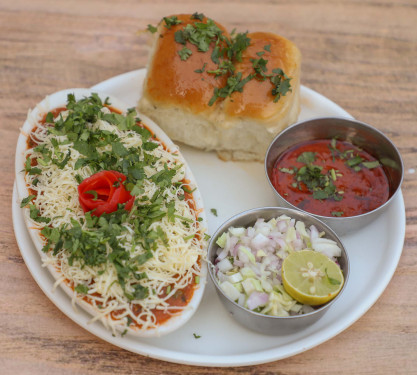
(78, 170, 135, 217)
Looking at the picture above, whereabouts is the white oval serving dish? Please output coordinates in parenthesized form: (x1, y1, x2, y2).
(14, 88, 207, 337)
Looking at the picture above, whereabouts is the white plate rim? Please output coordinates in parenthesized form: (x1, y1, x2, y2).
(12, 69, 406, 366)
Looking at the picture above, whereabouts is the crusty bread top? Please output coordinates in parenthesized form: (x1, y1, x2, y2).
(144, 14, 229, 114)
(143, 14, 300, 121)
(224, 32, 301, 121)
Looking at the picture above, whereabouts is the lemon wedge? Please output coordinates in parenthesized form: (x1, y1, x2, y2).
(282, 250, 344, 306)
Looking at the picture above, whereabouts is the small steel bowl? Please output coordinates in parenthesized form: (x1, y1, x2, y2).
(207, 207, 349, 335)
(265, 117, 404, 236)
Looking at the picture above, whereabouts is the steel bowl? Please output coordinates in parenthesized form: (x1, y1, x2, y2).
(207, 207, 349, 335)
(265, 117, 404, 236)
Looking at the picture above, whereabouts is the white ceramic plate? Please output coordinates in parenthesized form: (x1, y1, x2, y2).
(12, 69, 405, 366)
(14, 88, 207, 338)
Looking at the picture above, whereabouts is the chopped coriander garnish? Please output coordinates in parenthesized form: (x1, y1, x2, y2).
(191, 12, 205, 21)
(331, 211, 344, 217)
(297, 152, 316, 164)
(182, 185, 196, 194)
(362, 160, 381, 169)
(85, 190, 98, 201)
(193, 333, 201, 339)
(147, 24, 158, 33)
(75, 284, 89, 294)
(289, 151, 343, 202)
(210, 208, 218, 216)
(121, 329, 128, 337)
(209, 72, 253, 106)
(163, 16, 183, 29)
(20, 195, 36, 208)
(178, 46, 192, 61)
(346, 155, 364, 168)
(279, 167, 294, 174)
(184, 234, 195, 241)
(194, 62, 207, 73)
(45, 112, 54, 123)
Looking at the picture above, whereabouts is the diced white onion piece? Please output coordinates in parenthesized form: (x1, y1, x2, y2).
(229, 227, 245, 237)
(240, 267, 256, 279)
(238, 246, 255, 264)
(251, 233, 270, 250)
(237, 293, 246, 306)
(246, 291, 269, 310)
(242, 278, 256, 295)
(226, 272, 243, 284)
(220, 281, 241, 301)
(310, 225, 319, 240)
(217, 257, 234, 272)
(261, 279, 273, 293)
(312, 238, 342, 258)
(216, 247, 229, 261)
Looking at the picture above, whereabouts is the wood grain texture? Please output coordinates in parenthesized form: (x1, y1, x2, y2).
(1, 0, 416, 374)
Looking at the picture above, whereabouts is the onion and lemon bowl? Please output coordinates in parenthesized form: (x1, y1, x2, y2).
(207, 207, 349, 335)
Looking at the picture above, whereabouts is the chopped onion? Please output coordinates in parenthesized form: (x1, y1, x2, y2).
(247, 291, 269, 310)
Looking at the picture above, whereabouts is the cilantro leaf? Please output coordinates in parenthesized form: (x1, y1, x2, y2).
(28, 167, 42, 175)
(346, 155, 364, 168)
(174, 29, 188, 44)
(191, 12, 205, 21)
(362, 160, 381, 169)
(178, 46, 192, 61)
(279, 167, 294, 174)
(20, 195, 36, 208)
(85, 190, 98, 201)
(75, 284, 89, 294)
(111, 141, 129, 157)
(163, 16, 183, 29)
(297, 152, 316, 164)
(147, 24, 157, 33)
(45, 112, 54, 123)
(194, 63, 207, 74)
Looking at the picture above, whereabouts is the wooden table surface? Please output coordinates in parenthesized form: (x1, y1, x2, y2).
(1, 0, 416, 374)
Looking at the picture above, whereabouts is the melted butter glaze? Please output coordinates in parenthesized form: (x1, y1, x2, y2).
(145, 14, 229, 113)
(224, 32, 300, 119)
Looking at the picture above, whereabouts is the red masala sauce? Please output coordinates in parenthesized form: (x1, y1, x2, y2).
(271, 139, 390, 217)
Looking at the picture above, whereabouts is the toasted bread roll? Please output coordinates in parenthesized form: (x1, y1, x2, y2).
(139, 14, 301, 161)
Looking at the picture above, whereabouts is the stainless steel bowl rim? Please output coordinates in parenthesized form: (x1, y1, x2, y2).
(207, 206, 350, 321)
(264, 116, 404, 223)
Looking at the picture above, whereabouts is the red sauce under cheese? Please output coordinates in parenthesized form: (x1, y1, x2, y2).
(271, 139, 390, 217)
